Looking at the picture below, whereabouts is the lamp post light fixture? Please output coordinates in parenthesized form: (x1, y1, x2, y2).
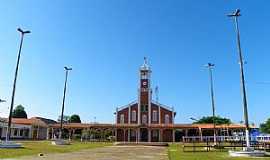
(227, 9, 250, 149)
(6, 28, 30, 142)
(205, 63, 217, 145)
(0, 99, 6, 103)
(190, 117, 198, 122)
(59, 66, 72, 139)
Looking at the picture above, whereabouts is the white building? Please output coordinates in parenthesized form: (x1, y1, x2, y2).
(0, 117, 54, 140)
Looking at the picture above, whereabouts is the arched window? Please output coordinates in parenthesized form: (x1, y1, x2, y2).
(142, 115, 147, 124)
(120, 114, 125, 124)
(152, 110, 158, 122)
(131, 110, 136, 122)
(165, 114, 170, 124)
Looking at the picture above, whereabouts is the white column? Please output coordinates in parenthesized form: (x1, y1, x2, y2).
(138, 128, 140, 142)
(159, 129, 163, 142)
(116, 107, 118, 124)
(46, 128, 50, 140)
(51, 128, 54, 140)
(138, 89, 141, 125)
(128, 129, 130, 142)
(36, 125, 39, 139)
(115, 128, 118, 141)
(68, 129, 71, 141)
(148, 89, 151, 125)
(148, 129, 151, 142)
(136, 129, 138, 142)
(172, 129, 175, 142)
(172, 107, 174, 124)
(124, 129, 126, 142)
(158, 105, 161, 124)
(128, 106, 131, 124)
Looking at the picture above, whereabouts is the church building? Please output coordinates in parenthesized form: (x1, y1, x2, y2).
(115, 58, 176, 142)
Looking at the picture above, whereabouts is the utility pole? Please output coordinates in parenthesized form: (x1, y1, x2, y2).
(6, 28, 30, 142)
(205, 63, 217, 145)
(59, 66, 72, 139)
(227, 9, 250, 148)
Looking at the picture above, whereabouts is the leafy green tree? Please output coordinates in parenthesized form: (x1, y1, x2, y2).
(260, 118, 270, 133)
(193, 116, 232, 125)
(12, 105, 27, 118)
(57, 115, 70, 123)
(70, 114, 81, 123)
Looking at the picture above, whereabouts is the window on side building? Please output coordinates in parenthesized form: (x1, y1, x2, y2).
(120, 114, 125, 124)
(165, 114, 170, 124)
(152, 110, 158, 122)
(131, 110, 136, 122)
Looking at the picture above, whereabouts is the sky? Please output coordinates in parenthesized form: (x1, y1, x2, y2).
(0, 0, 270, 125)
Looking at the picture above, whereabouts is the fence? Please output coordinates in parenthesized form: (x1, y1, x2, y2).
(182, 136, 270, 152)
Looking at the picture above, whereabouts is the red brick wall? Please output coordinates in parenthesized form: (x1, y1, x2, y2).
(117, 108, 129, 124)
(116, 129, 129, 142)
(163, 129, 173, 142)
(160, 107, 173, 124)
(117, 103, 173, 125)
(140, 92, 149, 104)
(117, 129, 124, 141)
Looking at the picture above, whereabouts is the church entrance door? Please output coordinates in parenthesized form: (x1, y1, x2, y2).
(140, 128, 148, 142)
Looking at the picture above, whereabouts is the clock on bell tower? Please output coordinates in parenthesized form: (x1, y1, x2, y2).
(138, 57, 152, 125)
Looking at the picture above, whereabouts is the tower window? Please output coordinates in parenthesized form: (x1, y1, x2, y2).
(131, 110, 136, 122)
(120, 114, 125, 124)
(141, 72, 148, 79)
(141, 105, 148, 112)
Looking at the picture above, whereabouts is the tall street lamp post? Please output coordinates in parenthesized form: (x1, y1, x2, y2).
(227, 9, 250, 148)
(59, 66, 72, 139)
(205, 63, 217, 145)
(6, 28, 30, 142)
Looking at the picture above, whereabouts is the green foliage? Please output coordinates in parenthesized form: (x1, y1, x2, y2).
(12, 105, 27, 118)
(70, 114, 81, 123)
(260, 118, 270, 134)
(57, 114, 81, 123)
(193, 116, 232, 125)
(57, 115, 70, 123)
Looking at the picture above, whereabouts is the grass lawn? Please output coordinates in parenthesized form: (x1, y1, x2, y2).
(168, 143, 270, 160)
(0, 141, 112, 159)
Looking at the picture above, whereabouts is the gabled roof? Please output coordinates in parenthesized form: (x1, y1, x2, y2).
(117, 100, 137, 111)
(1, 117, 48, 127)
(151, 100, 174, 112)
(31, 117, 57, 124)
(117, 100, 174, 112)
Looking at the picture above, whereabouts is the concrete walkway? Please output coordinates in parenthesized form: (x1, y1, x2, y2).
(12, 146, 168, 160)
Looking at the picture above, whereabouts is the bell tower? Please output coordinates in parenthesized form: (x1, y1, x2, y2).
(138, 57, 152, 125)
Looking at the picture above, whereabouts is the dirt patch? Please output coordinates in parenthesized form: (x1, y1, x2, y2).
(12, 145, 168, 160)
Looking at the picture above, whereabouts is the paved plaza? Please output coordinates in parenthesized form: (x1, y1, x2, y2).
(10, 146, 168, 160)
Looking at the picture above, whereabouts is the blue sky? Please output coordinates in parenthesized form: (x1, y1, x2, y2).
(0, 0, 270, 125)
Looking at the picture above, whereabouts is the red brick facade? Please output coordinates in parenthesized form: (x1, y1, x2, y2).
(116, 59, 176, 142)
